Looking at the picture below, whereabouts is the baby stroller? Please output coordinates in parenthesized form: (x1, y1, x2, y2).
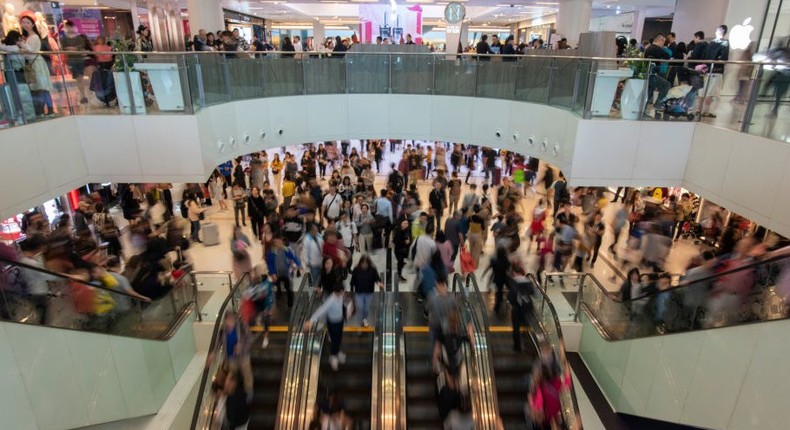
(656, 67, 704, 121)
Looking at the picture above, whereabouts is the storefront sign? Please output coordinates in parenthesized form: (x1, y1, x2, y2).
(62, 8, 104, 39)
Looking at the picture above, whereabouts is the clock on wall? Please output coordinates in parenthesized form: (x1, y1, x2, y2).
(444, 2, 466, 24)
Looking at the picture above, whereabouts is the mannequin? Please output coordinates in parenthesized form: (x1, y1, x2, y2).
(33, 11, 47, 38)
(2, 3, 20, 35)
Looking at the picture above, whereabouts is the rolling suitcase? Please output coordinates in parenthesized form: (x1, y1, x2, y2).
(202, 222, 220, 246)
(492, 167, 502, 186)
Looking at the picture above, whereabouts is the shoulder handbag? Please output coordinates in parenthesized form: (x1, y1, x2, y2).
(23, 56, 39, 84)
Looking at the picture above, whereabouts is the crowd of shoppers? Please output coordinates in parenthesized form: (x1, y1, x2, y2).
(0, 183, 187, 330)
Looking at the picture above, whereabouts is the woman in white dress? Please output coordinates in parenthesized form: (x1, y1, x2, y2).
(19, 15, 53, 117)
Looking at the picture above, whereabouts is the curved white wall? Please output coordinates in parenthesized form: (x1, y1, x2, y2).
(1, 93, 788, 238)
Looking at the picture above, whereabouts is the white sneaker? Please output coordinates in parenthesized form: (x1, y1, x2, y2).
(329, 355, 339, 371)
(337, 352, 346, 365)
(262, 336, 269, 349)
(362, 318, 369, 327)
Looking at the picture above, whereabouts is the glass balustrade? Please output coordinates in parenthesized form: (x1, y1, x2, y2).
(564, 250, 790, 341)
(1, 50, 786, 143)
(0, 255, 197, 339)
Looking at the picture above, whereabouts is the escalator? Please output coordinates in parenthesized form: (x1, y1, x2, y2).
(462, 273, 582, 430)
(398, 273, 501, 430)
(193, 274, 316, 430)
(564, 247, 790, 429)
(315, 331, 374, 429)
(0, 254, 206, 429)
(488, 331, 537, 430)
(247, 331, 288, 429)
(404, 330, 443, 429)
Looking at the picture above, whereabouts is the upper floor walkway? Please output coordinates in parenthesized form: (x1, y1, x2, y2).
(1, 51, 789, 237)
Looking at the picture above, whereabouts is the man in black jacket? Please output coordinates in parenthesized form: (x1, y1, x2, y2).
(644, 33, 672, 112)
(476, 35, 492, 61)
(429, 180, 446, 234)
(695, 25, 730, 118)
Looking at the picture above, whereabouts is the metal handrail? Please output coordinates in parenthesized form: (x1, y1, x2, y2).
(0, 255, 196, 339)
(0, 255, 149, 300)
(451, 273, 500, 430)
(463, 274, 501, 430)
(189, 271, 251, 430)
(549, 245, 790, 308)
(526, 274, 583, 430)
(3, 49, 787, 66)
(274, 272, 316, 430)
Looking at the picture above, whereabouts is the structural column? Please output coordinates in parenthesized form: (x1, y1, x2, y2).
(556, 0, 592, 47)
(186, 0, 224, 36)
(313, 22, 325, 46)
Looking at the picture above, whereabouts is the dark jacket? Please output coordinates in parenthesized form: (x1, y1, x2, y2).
(350, 266, 380, 293)
(394, 226, 412, 257)
(475, 41, 492, 60)
(247, 195, 265, 219)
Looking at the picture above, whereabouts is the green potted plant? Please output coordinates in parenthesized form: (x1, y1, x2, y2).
(110, 38, 146, 114)
(621, 49, 648, 120)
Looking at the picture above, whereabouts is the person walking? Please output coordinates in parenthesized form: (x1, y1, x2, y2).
(266, 236, 301, 307)
(186, 192, 205, 243)
(305, 277, 347, 371)
(350, 255, 382, 327)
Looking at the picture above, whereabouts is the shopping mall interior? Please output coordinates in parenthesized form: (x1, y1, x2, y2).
(1, 0, 790, 429)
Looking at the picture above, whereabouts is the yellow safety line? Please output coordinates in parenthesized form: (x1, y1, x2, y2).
(256, 325, 531, 334)
(251, 325, 374, 333)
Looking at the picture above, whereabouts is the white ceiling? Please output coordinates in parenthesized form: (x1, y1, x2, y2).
(69, 0, 676, 28)
(221, 0, 677, 27)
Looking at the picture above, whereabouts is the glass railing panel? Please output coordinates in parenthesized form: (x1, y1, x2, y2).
(549, 57, 577, 109)
(225, 57, 265, 101)
(3, 50, 790, 146)
(391, 54, 433, 95)
(346, 53, 389, 94)
(743, 63, 789, 141)
(573, 59, 593, 116)
(475, 60, 517, 100)
(0, 256, 195, 339)
(576, 251, 790, 341)
(190, 272, 250, 430)
(434, 57, 476, 97)
(184, 54, 204, 109)
(515, 56, 552, 104)
(262, 58, 304, 97)
(195, 54, 230, 105)
(303, 57, 345, 95)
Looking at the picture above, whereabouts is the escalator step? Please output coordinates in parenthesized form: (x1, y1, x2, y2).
(407, 403, 441, 422)
(406, 380, 436, 399)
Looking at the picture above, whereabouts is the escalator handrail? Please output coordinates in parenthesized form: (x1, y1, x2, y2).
(274, 272, 317, 430)
(189, 272, 251, 430)
(526, 274, 583, 430)
(463, 273, 502, 430)
(452, 273, 500, 430)
(0, 255, 197, 339)
(0, 255, 155, 300)
(545, 245, 790, 305)
(394, 268, 407, 430)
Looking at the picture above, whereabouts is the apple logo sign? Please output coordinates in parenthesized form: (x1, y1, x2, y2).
(730, 17, 754, 50)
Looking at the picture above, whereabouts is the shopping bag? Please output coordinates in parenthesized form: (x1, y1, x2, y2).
(343, 294, 356, 322)
(460, 245, 476, 275)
